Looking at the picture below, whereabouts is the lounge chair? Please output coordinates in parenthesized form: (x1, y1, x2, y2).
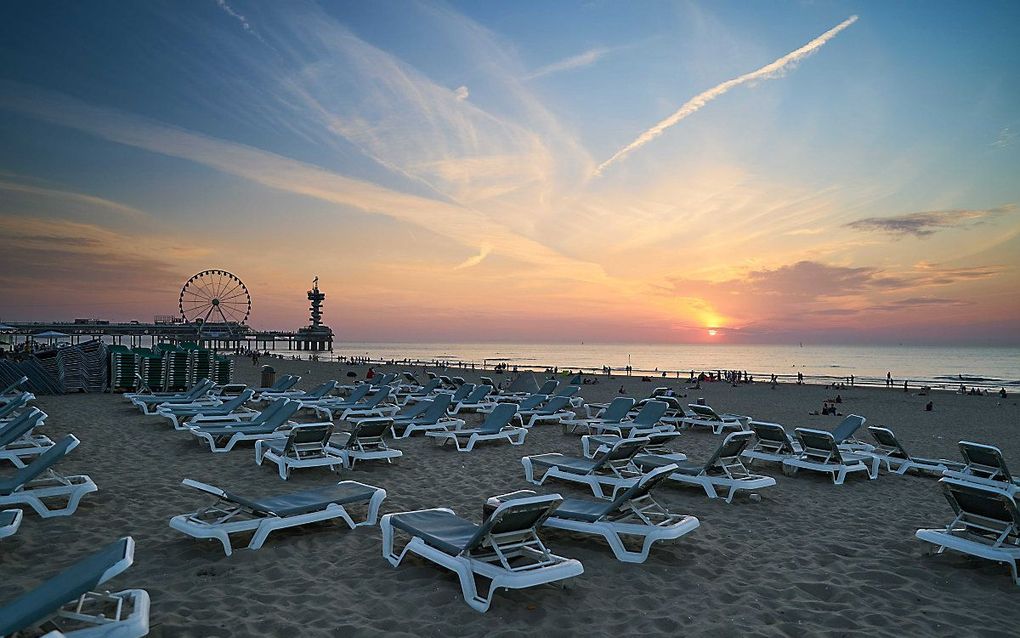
(380, 494, 583, 612)
(0, 435, 97, 517)
(389, 394, 464, 439)
(332, 387, 398, 421)
(489, 465, 700, 563)
(520, 396, 575, 428)
(305, 384, 371, 418)
(285, 380, 339, 404)
(186, 399, 301, 453)
(398, 378, 442, 405)
(170, 479, 386, 556)
(0, 392, 32, 423)
(449, 385, 494, 414)
(865, 426, 965, 476)
(325, 419, 403, 468)
(255, 423, 345, 479)
(426, 403, 526, 451)
(482, 393, 547, 415)
(781, 428, 879, 484)
(0, 537, 149, 638)
(916, 477, 1020, 586)
(0, 509, 22, 540)
(498, 372, 541, 399)
(522, 437, 649, 499)
(0, 407, 53, 468)
(633, 431, 776, 503)
(590, 401, 669, 437)
(942, 442, 1020, 495)
(536, 379, 559, 395)
(255, 373, 299, 394)
(741, 421, 802, 465)
(680, 404, 750, 435)
(156, 389, 256, 430)
(254, 375, 306, 400)
(829, 414, 872, 450)
(0, 376, 29, 402)
(581, 431, 685, 461)
(130, 378, 216, 414)
(563, 397, 636, 435)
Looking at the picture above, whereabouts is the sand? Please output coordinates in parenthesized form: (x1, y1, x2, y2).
(2, 356, 1019, 637)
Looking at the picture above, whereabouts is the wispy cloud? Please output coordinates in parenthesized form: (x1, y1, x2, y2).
(453, 243, 492, 270)
(213, 0, 264, 42)
(594, 15, 858, 176)
(0, 179, 151, 222)
(846, 204, 1017, 237)
(525, 46, 613, 80)
(992, 127, 1016, 149)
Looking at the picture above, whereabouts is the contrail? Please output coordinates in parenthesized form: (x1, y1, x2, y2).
(594, 15, 858, 176)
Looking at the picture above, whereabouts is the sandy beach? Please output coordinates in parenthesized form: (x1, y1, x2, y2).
(3, 356, 1019, 637)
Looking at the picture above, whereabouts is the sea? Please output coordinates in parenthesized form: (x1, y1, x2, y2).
(264, 342, 1019, 390)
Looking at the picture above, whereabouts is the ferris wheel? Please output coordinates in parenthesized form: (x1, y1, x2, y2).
(179, 269, 251, 334)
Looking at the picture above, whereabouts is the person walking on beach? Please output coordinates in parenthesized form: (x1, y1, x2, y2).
(886, 372, 893, 387)
(797, 372, 803, 385)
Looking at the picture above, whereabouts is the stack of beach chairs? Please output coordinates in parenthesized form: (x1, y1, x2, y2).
(211, 355, 234, 385)
(185, 346, 214, 387)
(137, 349, 165, 392)
(108, 345, 137, 392)
(162, 349, 191, 392)
(32, 339, 108, 393)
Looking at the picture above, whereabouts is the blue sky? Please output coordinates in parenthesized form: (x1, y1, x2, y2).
(1, 1, 1017, 344)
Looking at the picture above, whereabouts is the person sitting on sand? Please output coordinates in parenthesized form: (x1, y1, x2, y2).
(925, 401, 934, 411)
(1001, 387, 1008, 399)
(618, 385, 627, 394)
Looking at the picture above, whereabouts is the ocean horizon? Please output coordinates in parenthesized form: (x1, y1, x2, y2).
(259, 341, 1020, 389)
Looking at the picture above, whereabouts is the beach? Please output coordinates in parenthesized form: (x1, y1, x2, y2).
(3, 357, 1019, 637)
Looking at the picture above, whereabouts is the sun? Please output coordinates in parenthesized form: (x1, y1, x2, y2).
(707, 329, 718, 336)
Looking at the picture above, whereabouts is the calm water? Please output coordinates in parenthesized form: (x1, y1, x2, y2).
(272, 342, 1019, 389)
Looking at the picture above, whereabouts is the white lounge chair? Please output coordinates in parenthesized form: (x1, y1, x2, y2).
(588, 401, 670, 437)
(916, 477, 1020, 586)
(522, 437, 649, 499)
(942, 441, 1020, 495)
(449, 385, 494, 414)
(170, 479, 386, 556)
(325, 419, 403, 468)
(520, 396, 575, 428)
(426, 403, 526, 451)
(865, 426, 965, 476)
(156, 389, 256, 430)
(741, 421, 802, 465)
(580, 431, 685, 461)
(680, 404, 750, 435)
(333, 387, 398, 421)
(782, 428, 879, 485)
(380, 494, 583, 612)
(186, 399, 301, 453)
(389, 394, 464, 439)
(0, 536, 149, 638)
(633, 431, 776, 503)
(562, 397, 635, 435)
(255, 423, 346, 480)
(0, 435, 98, 518)
(130, 379, 216, 415)
(489, 465, 700, 563)
(304, 384, 371, 418)
(0, 407, 53, 468)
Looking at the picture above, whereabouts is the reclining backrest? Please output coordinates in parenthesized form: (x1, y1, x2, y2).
(631, 401, 668, 428)
(940, 478, 1020, 536)
(506, 372, 539, 394)
(0, 435, 78, 494)
(346, 384, 372, 403)
(304, 381, 338, 400)
(593, 436, 651, 470)
(539, 396, 570, 415)
(448, 384, 475, 403)
(0, 376, 28, 396)
(0, 537, 135, 637)
(537, 380, 559, 395)
(751, 422, 795, 453)
(704, 431, 755, 469)
(185, 379, 213, 400)
(601, 397, 636, 422)
(461, 385, 493, 404)
(362, 387, 391, 408)
(689, 404, 722, 421)
(396, 400, 431, 419)
(555, 385, 579, 398)
(518, 394, 548, 411)
(284, 423, 333, 453)
(480, 376, 496, 388)
(279, 375, 300, 391)
(830, 414, 866, 443)
(350, 419, 391, 445)
(264, 400, 301, 429)
(605, 463, 678, 511)
(220, 389, 254, 411)
(414, 378, 441, 395)
(795, 428, 844, 463)
(0, 394, 29, 420)
(0, 408, 45, 447)
(867, 426, 908, 459)
(420, 393, 453, 423)
(479, 403, 518, 433)
(465, 495, 563, 554)
(958, 441, 1014, 483)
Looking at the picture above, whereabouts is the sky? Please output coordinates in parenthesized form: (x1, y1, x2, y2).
(0, 1, 1018, 345)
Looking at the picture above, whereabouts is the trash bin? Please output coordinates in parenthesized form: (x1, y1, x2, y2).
(260, 365, 276, 388)
(696, 397, 706, 406)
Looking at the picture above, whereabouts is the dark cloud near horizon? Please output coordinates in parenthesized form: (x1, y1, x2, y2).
(845, 204, 1017, 238)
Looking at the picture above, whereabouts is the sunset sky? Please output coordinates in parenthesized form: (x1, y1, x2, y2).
(1, 1, 1018, 344)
